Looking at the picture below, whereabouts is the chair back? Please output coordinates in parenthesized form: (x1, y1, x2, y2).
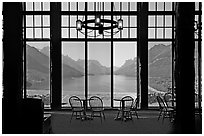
(121, 96, 134, 110)
(132, 97, 139, 110)
(156, 96, 167, 110)
(164, 93, 174, 108)
(69, 96, 83, 109)
(89, 96, 103, 110)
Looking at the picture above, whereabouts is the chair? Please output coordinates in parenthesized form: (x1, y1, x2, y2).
(163, 93, 175, 109)
(69, 96, 84, 122)
(130, 97, 139, 119)
(156, 95, 174, 122)
(89, 96, 105, 121)
(116, 96, 134, 121)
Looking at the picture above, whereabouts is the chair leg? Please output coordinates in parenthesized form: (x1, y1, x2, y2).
(102, 111, 105, 120)
(91, 111, 94, 119)
(158, 110, 163, 120)
(135, 110, 139, 119)
(116, 110, 121, 119)
(70, 111, 74, 123)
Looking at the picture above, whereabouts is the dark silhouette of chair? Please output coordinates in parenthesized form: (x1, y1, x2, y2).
(130, 97, 139, 119)
(163, 92, 175, 109)
(69, 96, 84, 122)
(89, 96, 105, 121)
(156, 95, 174, 122)
(116, 96, 134, 121)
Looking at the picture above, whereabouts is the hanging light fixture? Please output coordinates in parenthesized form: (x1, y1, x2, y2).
(95, 14, 101, 26)
(76, 2, 123, 37)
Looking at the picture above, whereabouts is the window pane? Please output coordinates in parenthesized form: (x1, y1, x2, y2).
(157, 28, 163, 39)
(149, 16, 155, 27)
(157, 16, 163, 27)
(114, 42, 137, 107)
(26, 28, 33, 38)
(62, 28, 68, 38)
(130, 16, 137, 27)
(165, 28, 172, 39)
(35, 15, 41, 27)
(34, 2, 41, 11)
(157, 2, 164, 11)
(78, 2, 85, 11)
(43, 2, 50, 11)
(43, 15, 50, 26)
(62, 42, 85, 107)
(148, 42, 172, 107)
(88, 2, 94, 11)
(70, 28, 77, 38)
(62, 16, 69, 27)
(70, 2, 76, 11)
(165, 16, 172, 27)
(43, 28, 50, 38)
(148, 28, 155, 39)
(165, 2, 172, 11)
(88, 42, 111, 107)
(26, 42, 50, 108)
(122, 2, 128, 11)
(105, 2, 111, 11)
(130, 28, 137, 38)
(26, 16, 33, 27)
(122, 28, 128, 38)
(35, 28, 42, 38)
(149, 2, 156, 11)
(26, 2, 33, 11)
(62, 2, 68, 11)
(130, 2, 137, 11)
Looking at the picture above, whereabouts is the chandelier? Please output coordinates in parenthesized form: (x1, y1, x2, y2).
(76, 2, 123, 37)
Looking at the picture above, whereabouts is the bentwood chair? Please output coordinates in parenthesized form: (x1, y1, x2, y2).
(130, 97, 139, 119)
(69, 96, 84, 122)
(164, 92, 175, 109)
(116, 96, 134, 121)
(89, 96, 105, 121)
(156, 95, 174, 122)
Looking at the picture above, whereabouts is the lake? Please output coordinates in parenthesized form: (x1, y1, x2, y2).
(27, 75, 163, 107)
(62, 75, 137, 106)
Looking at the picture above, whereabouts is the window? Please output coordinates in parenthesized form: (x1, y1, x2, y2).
(26, 42, 50, 108)
(114, 42, 137, 106)
(62, 42, 85, 107)
(148, 42, 172, 107)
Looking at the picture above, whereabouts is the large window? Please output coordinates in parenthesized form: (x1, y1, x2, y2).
(23, 2, 201, 109)
(62, 42, 85, 107)
(114, 42, 137, 106)
(148, 42, 172, 107)
(26, 42, 50, 108)
(88, 42, 111, 106)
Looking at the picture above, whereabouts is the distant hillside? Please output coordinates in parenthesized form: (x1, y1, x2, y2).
(114, 58, 137, 76)
(26, 44, 83, 89)
(87, 60, 110, 75)
(115, 44, 172, 78)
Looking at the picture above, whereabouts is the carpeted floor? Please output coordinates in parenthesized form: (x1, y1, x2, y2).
(47, 110, 177, 134)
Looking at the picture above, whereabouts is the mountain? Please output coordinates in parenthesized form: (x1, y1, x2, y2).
(148, 45, 172, 78)
(63, 55, 84, 73)
(115, 44, 172, 78)
(40, 46, 84, 74)
(114, 58, 137, 76)
(39, 46, 110, 75)
(40, 46, 49, 57)
(88, 60, 110, 75)
(26, 44, 83, 89)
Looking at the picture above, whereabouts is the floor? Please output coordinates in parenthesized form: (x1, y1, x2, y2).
(46, 110, 180, 134)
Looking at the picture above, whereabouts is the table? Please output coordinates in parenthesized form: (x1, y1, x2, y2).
(79, 98, 92, 120)
(114, 98, 133, 121)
